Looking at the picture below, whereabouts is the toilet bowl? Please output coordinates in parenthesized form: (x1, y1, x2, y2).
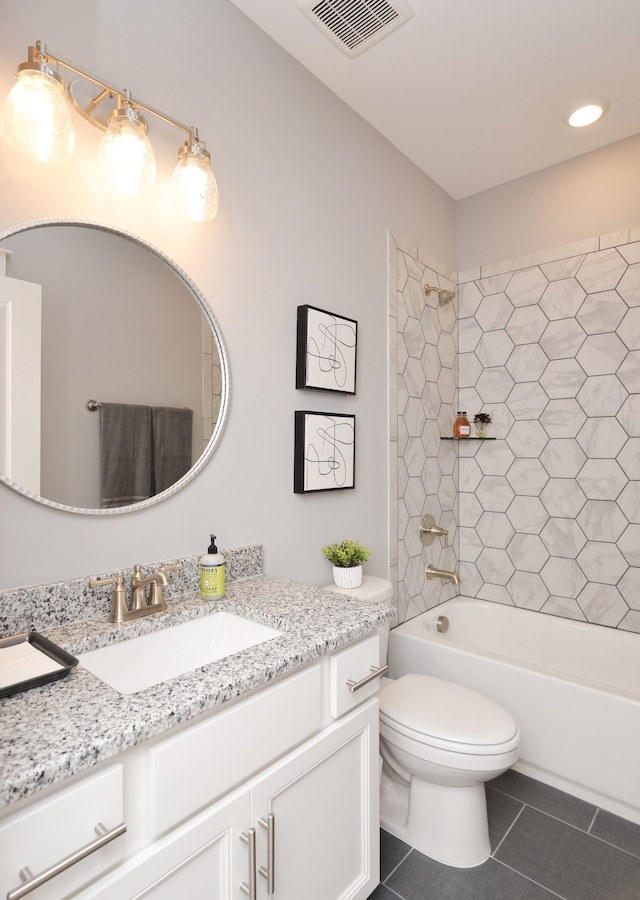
(378, 673, 519, 867)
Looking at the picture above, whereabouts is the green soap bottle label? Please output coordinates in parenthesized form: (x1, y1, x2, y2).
(200, 564, 225, 598)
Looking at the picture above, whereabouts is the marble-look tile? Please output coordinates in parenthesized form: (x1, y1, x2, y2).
(542, 595, 586, 620)
(576, 332, 628, 375)
(577, 500, 629, 542)
(539, 277, 585, 320)
(618, 481, 640, 524)
(577, 417, 627, 457)
(576, 541, 628, 585)
(476, 330, 514, 367)
(617, 262, 640, 305)
(576, 247, 628, 293)
(475, 293, 513, 331)
(505, 305, 549, 344)
(477, 583, 513, 604)
(508, 570, 549, 609)
(601, 225, 640, 249)
(476, 272, 512, 296)
(508, 382, 550, 420)
(506, 458, 549, 496)
(540, 517, 587, 558)
(474, 441, 514, 476)
(506, 344, 549, 383)
(540, 478, 587, 518)
(618, 394, 640, 436)
(540, 399, 586, 438)
(476, 511, 515, 550)
(540, 318, 587, 359)
(459, 316, 482, 352)
(505, 266, 548, 307)
(540, 439, 587, 478)
(540, 254, 586, 281)
(506, 533, 549, 573)
(506, 420, 549, 457)
(540, 558, 587, 598)
(576, 458, 627, 500)
(577, 290, 626, 334)
(539, 358, 586, 398)
(506, 496, 549, 534)
(476, 475, 514, 512)
(618, 525, 640, 566)
(476, 366, 515, 403)
(577, 583, 627, 626)
(577, 374, 627, 416)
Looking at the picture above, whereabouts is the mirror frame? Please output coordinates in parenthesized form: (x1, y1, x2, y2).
(0, 218, 230, 515)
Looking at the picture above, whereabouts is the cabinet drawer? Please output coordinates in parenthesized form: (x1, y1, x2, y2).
(148, 664, 322, 836)
(0, 764, 125, 900)
(330, 634, 383, 718)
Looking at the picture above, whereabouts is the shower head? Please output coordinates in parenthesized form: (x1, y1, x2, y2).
(424, 283, 456, 306)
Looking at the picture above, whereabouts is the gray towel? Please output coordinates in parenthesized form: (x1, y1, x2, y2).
(151, 406, 193, 495)
(100, 403, 153, 508)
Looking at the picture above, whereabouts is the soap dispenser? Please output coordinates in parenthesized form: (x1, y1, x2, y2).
(200, 534, 225, 599)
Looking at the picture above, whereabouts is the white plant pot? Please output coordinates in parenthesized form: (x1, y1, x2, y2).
(333, 565, 363, 590)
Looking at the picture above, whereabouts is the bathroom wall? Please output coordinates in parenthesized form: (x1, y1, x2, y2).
(457, 227, 640, 632)
(388, 233, 460, 623)
(0, 0, 455, 590)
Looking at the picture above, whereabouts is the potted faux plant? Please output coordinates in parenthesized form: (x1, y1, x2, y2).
(322, 539, 371, 589)
(473, 412, 492, 438)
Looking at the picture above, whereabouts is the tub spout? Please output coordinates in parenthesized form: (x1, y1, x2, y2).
(425, 564, 460, 586)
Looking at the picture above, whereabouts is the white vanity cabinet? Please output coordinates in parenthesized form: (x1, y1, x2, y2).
(1, 633, 383, 900)
(78, 700, 378, 900)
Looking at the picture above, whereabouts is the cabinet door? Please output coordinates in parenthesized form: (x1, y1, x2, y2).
(250, 700, 379, 900)
(78, 789, 250, 900)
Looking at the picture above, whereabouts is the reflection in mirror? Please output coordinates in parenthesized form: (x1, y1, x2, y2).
(0, 220, 228, 514)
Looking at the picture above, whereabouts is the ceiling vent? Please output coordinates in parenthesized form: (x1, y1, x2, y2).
(299, 0, 414, 57)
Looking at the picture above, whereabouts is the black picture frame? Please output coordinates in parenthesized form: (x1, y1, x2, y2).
(296, 305, 357, 394)
(294, 411, 356, 493)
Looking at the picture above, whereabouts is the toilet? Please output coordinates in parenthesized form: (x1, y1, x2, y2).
(379, 673, 519, 867)
(324, 576, 520, 868)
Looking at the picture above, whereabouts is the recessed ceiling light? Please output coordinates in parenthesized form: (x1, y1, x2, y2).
(565, 99, 610, 128)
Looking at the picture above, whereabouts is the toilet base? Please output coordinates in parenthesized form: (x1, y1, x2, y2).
(380, 770, 491, 867)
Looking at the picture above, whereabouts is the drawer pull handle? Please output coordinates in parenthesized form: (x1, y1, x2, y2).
(346, 664, 388, 693)
(239, 827, 256, 899)
(258, 813, 275, 895)
(7, 821, 126, 900)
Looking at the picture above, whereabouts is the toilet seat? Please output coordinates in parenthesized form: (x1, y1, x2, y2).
(379, 674, 519, 756)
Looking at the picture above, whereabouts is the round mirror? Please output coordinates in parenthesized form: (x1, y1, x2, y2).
(0, 219, 229, 514)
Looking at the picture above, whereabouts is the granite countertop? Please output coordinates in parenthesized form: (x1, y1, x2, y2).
(0, 575, 395, 811)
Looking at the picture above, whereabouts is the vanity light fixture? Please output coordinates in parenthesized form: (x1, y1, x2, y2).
(4, 41, 219, 220)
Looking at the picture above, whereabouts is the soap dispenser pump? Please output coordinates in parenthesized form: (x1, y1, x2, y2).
(200, 534, 225, 599)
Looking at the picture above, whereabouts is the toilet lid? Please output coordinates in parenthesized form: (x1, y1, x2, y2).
(379, 674, 518, 748)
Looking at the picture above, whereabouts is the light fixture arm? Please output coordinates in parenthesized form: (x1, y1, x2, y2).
(30, 40, 195, 140)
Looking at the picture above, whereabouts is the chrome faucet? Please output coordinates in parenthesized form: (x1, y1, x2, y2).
(90, 563, 181, 624)
(425, 564, 460, 586)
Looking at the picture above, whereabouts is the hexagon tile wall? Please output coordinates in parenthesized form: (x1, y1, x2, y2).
(389, 227, 640, 632)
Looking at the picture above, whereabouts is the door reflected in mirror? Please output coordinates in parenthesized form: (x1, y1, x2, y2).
(0, 221, 228, 514)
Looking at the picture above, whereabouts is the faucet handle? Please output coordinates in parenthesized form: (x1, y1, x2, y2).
(90, 575, 128, 624)
(157, 563, 181, 582)
(420, 514, 449, 548)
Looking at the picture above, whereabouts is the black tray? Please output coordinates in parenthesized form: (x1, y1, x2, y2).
(0, 631, 78, 698)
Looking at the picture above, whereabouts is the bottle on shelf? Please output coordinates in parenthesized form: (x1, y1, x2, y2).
(453, 411, 470, 438)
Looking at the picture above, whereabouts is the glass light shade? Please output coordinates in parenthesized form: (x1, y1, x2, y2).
(568, 104, 604, 127)
(5, 69, 74, 164)
(98, 114, 156, 196)
(171, 152, 219, 222)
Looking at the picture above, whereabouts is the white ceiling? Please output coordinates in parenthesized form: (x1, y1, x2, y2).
(228, 0, 640, 200)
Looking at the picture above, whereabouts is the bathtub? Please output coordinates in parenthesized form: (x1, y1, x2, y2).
(388, 597, 640, 825)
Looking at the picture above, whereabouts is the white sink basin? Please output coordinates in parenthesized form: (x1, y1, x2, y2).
(79, 612, 282, 694)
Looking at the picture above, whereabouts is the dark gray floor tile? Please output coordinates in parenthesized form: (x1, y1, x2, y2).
(590, 809, 640, 859)
(381, 828, 412, 881)
(495, 805, 640, 900)
(489, 769, 596, 831)
(386, 849, 558, 900)
(486, 784, 524, 850)
(367, 884, 402, 899)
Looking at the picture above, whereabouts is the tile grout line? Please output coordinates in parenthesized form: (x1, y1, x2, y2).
(491, 801, 526, 857)
(491, 857, 567, 900)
